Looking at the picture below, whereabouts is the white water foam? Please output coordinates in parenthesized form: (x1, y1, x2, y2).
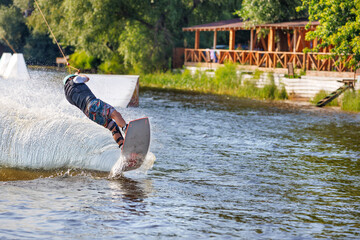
(109, 152, 156, 178)
(0, 70, 154, 174)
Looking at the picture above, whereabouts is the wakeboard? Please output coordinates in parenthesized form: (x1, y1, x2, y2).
(121, 117, 151, 171)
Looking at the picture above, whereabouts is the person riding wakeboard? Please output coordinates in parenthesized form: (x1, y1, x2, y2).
(63, 73, 127, 147)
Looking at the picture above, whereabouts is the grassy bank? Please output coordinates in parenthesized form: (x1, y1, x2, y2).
(311, 89, 360, 112)
(141, 63, 360, 112)
(341, 90, 360, 111)
(141, 64, 288, 101)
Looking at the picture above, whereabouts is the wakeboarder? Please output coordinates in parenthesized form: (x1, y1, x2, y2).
(63, 73, 127, 147)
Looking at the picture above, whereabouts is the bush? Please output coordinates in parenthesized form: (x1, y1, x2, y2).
(98, 55, 126, 74)
(69, 50, 99, 72)
(341, 90, 360, 111)
(238, 80, 258, 98)
(257, 73, 288, 100)
(214, 63, 240, 92)
(277, 85, 288, 99)
(253, 69, 263, 79)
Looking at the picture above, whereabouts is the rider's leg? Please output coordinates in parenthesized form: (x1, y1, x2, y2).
(110, 110, 126, 128)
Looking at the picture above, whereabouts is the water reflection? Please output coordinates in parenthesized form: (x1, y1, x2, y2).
(108, 177, 153, 216)
(0, 175, 154, 239)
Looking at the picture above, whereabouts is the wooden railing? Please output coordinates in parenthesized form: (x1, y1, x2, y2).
(184, 49, 354, 73)
(306, 53, 353, 72)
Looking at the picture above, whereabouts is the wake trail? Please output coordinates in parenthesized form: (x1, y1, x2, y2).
(0, 71, 122, 171)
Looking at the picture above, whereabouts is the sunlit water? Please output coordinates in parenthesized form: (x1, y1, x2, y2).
(1, 69, 360, 239)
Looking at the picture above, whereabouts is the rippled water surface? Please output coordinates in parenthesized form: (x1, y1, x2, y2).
(1, 69, 360, 239)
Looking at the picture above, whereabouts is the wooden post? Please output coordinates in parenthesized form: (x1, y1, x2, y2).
(213, 31, 217, 49)
(268, 28, 275, 52)
(287, 62, 294, 76)
(268, 28, 275, 67)
(298, 30, 306, 52)
(229, 29, 235, 50)
(293, 29, 297, 67)
(293, 29, 297, 52)
(195, 30, 200, 49)
(260, 37, 267, 51)
(250, 29, 254, 51)
(287, 32, 293, 52)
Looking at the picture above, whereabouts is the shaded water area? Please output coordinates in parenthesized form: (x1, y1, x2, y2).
(1, 69, 360, 239)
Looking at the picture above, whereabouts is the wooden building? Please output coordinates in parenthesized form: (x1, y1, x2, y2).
(182, 19, 354, 73)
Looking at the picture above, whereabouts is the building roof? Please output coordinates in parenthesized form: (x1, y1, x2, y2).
(182, 19, 245, 31)
(182, 19, 319, 32)
(258, 20, 319, 29)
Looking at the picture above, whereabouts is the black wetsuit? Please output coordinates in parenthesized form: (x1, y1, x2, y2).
(64, 77, 124, 146)
(64, 79, 96, 114)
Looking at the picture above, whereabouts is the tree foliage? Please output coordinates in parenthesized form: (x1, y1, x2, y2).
(0, 0, 241, 72)
(0, 4, 28, 52)
(24, 32, 64, 65)
(300, 0, 360, 69)
(25, 0, 241, 73)
(0, 0, 13, 7)
(236, 0, 306, 25)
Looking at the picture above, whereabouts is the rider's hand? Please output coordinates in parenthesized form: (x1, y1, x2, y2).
(122, 124, 128, 132)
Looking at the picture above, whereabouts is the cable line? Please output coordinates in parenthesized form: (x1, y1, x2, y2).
(33, 0, 79, 73)
(0, 35, 16, 53)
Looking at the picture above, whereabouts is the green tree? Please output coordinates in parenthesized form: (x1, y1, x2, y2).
(27, 0, 242, 73)
(0, 0, 13, 7)
(300, 0, 360, 69)
(236, 0, 306, 25)
(23, 32, 59, 65)
(13, 0, 34, 11)
(0, 5, 29, 52)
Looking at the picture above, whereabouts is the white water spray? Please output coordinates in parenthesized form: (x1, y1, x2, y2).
(0, 69, 155, 173)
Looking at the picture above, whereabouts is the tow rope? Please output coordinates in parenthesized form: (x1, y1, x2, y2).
(0, 35, 16, 53)
(33, 0, 79, 73)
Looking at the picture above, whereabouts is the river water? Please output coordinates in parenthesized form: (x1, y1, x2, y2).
(0, 69, 359, 239)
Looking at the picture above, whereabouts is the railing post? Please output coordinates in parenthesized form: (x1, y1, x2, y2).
(293, 30, 297, 67)
(293, 30, 297, 53)
(302, 53, 306, 71)
(273, 53, 276, 68)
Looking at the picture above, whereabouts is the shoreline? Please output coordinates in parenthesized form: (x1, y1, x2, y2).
(26, 65, 358, 114)
(140, 85, 355, 115)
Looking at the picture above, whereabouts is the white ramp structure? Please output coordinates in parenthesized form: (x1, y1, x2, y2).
(0, 52, 12, 77)
(3, 53, 31, 80)
(86, 74, 139, 108)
